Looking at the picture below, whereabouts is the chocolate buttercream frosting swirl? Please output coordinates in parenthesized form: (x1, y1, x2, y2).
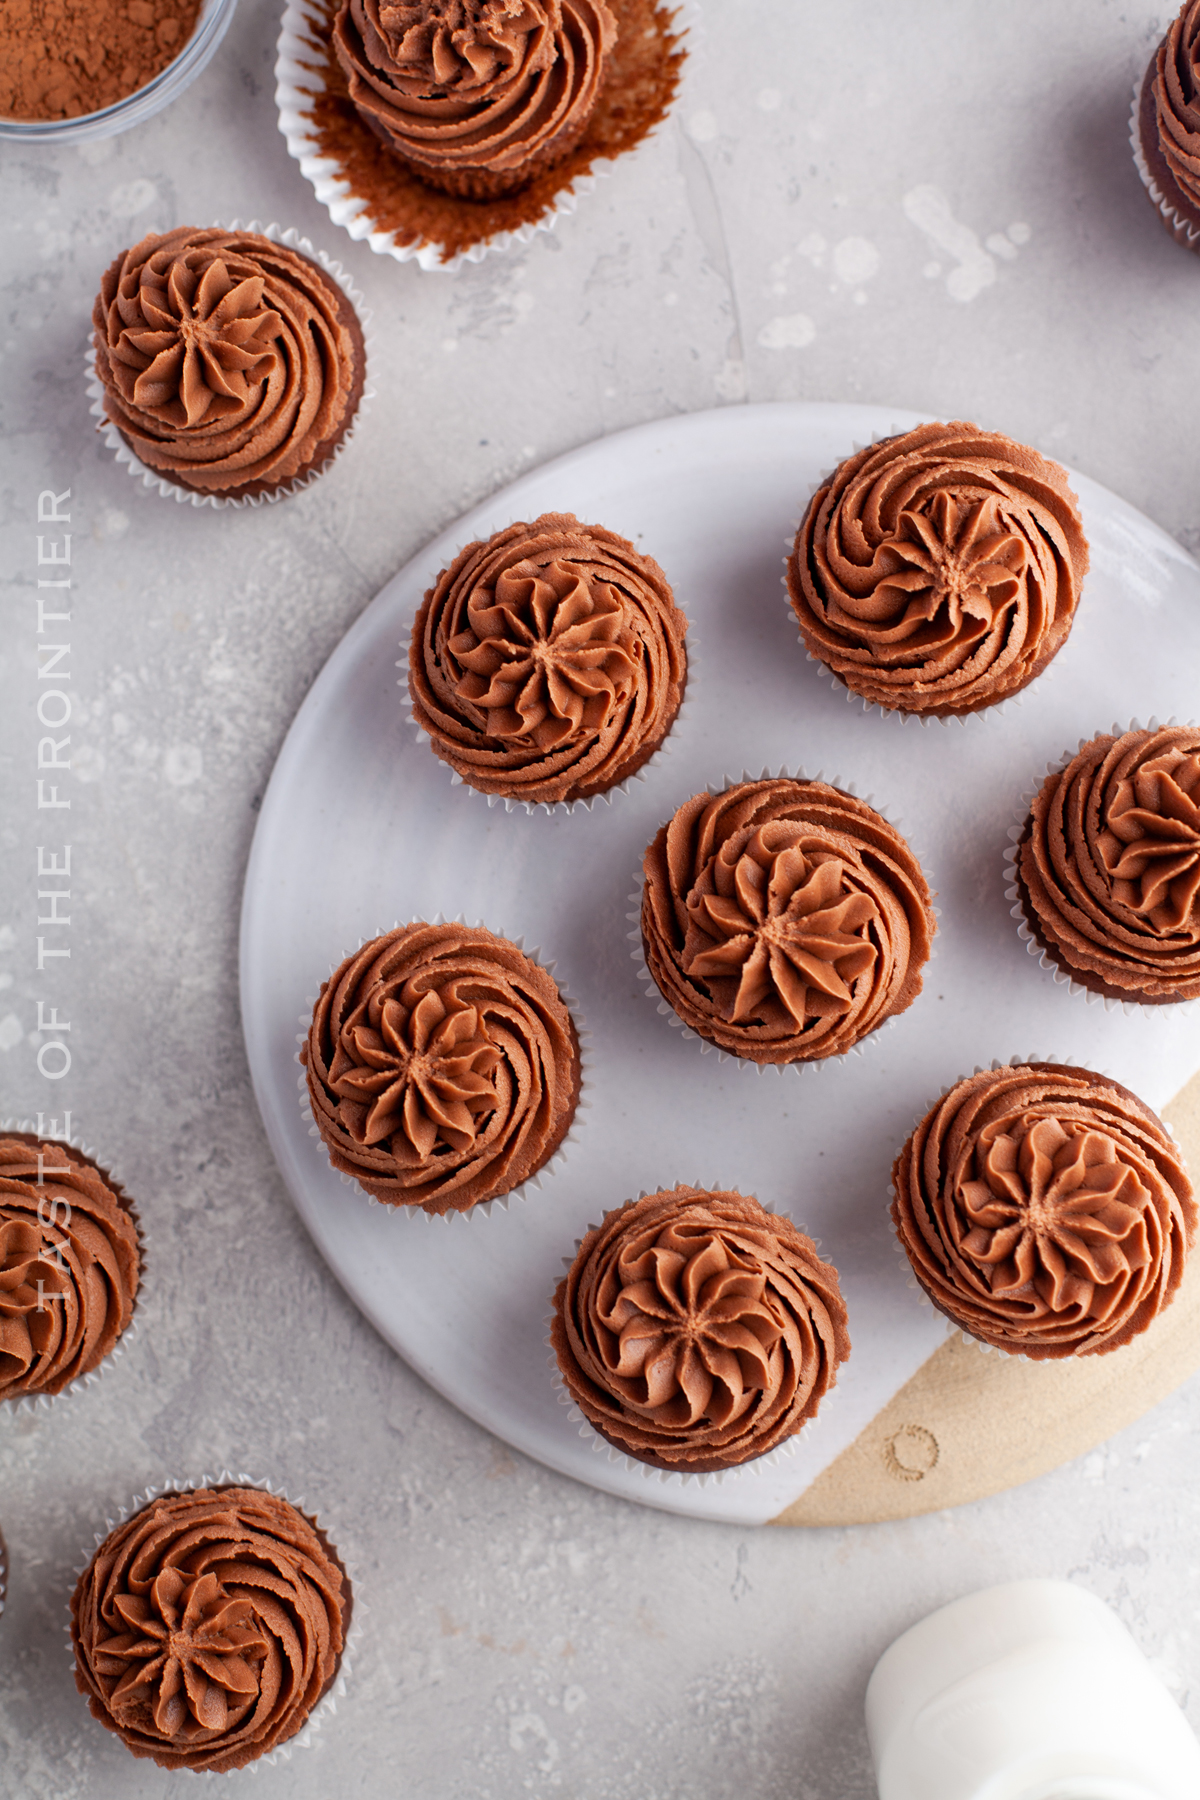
(303, 922, 581, 1211)
(71, 1486, 349, 1773)
(787, 422, 1089, 717)
(891, 1064, 1196, 1358)
(332, 0, 617, 198)
(1141, 2, 1200, 223)
(0, 1133, 140, 1403)
(641, 779, 935, 1063)
(1018, 727, 1200, 1004)
(552, 1186, 850, 1471)
(410, 513, 687, 805)
(93, 228, 365, 498)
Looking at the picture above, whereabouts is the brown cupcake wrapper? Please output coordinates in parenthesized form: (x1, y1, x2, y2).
(545, 1183, 836, 1486)
(1129, 67, 1200, 252)
(628, 765, 938, 1075)
(1001, 715, 1200, 1019)
(86, 220, 375, 510)
(0, 1121, 150, 1418)
(297, 916, 593, 1220)
(781, 422, 1068, 728)
(400, 604, 699, 818)
(275, 0, 700, 274)
(66, 1470, 363, 1775)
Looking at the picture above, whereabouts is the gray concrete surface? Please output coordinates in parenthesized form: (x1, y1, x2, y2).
(3, 2, 1200, 1794)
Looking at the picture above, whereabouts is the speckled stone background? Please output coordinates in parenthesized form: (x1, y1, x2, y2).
(3, 2, 1200, 1795)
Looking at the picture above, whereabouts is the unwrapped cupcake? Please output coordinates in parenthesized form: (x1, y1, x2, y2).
(1014, 726, 1200, 1004)
(551, 1185, 850, 1471)
(0, 1132, 141, 1403)
(640, 778, 935, 1063)
(302, 921, 581, 1212)
(92, 227, 366, 501)
(332, 0, 618, 198)
(786, 421, 1089, 718)
(891, 1063, 1196, 1358)
(409, 513, 688, 806)
(70, 1484, 350, 1772)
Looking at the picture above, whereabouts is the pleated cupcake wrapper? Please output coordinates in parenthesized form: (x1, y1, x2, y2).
(628, 764, 939, 1077)
(66, 1470, 364, 1777)
(1129, 67, 1200, 251)
(886, 1051, 1129, 1362)
(296, 915, 593, 1221)
(0, 1119, 151, 1420)
(275, 0, 699, 274)
(544, 1182, 836, 1487)
(400, 609, 701, 817)
(1002, 715, 1200, 1020)
(87, 220, 375, 510)
(780, 422, 1066, 729)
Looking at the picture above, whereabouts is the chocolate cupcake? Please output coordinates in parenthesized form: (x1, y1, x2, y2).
(640, 778, 935, 1064)
(0, 1133, 141, 1403)
(71, 1484, 350, 1773)
(409, 513, 688, 807)
(332, 0, 618, 199)
(552, 1185, 850, 1472)
(302, 921, 581, 1212)
(1014, 727, 1200, 1005)
(786, 422, 1089, 719)
(891, 1063, 1196, 1359)
(1134, 1, 1200, 252)
(92, 227, 366, 501)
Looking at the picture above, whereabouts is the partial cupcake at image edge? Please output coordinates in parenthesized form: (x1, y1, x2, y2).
(891, 1063, 1197, 1359)
(1012, 725, 1200, 1005)
(0, 1131, 142, 1406)
(91, 226, 367, 503)
(1133, 0, 1200, 253)
(551, 1184, 851, 1472)
(408, 512, 689, 808)
(639, 777, 935, 1065)
(302, 920, 582, 1213)
(70, 1482, 351, 1773)
(786, 420, 1089, 719)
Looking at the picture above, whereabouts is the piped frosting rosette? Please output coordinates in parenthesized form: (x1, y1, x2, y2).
(70, 1476, 355, 1774)
(89, 223, 369, 507)
(785, 421, 1089, 720)
(891, 1062, 1197, 1359)
(0, 1131, 143, 1412)
(1132, 1, 1200, 252)
(637, 776, 935, 1067)
(301, 920, 584, 1215)
(1009, 725, 1200, 1008)
(332, 0, 617, 199)
(407, 512, 689, 809)
(550, 1185, 850, 1473)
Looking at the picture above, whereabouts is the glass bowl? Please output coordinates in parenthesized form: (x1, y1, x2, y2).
(0, 0, 239, 144)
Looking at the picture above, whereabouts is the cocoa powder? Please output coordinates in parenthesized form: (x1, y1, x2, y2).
(1, 0, 203, 121)
(301, 0, 686, 263)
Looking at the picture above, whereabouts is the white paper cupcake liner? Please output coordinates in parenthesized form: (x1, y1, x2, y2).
(1002, 715, 1200, 1020)
(275, 0, 698, 273)
(781, 423, 1069, 729)
(87, 220, 375, 510)
(545, 1181, 839, 1487)
(66, 1470, 363, 1777)
(628, 765, 939, 1077)
(1130, 65, 1200, 250)
(0, 1119, 151, 1419)
(887, 1052, 1128, 1363)
(296, 915, 593, 1220)
(400, 601, 700, 818)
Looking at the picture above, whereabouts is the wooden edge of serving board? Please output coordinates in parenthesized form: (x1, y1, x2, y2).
(771, 1069, 1200, 1528)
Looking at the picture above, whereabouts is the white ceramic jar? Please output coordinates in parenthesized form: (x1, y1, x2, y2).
(865, 1579, 1200, 1800)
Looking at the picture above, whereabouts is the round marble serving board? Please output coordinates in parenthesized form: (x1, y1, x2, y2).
(240, 402, 1200, 1528)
